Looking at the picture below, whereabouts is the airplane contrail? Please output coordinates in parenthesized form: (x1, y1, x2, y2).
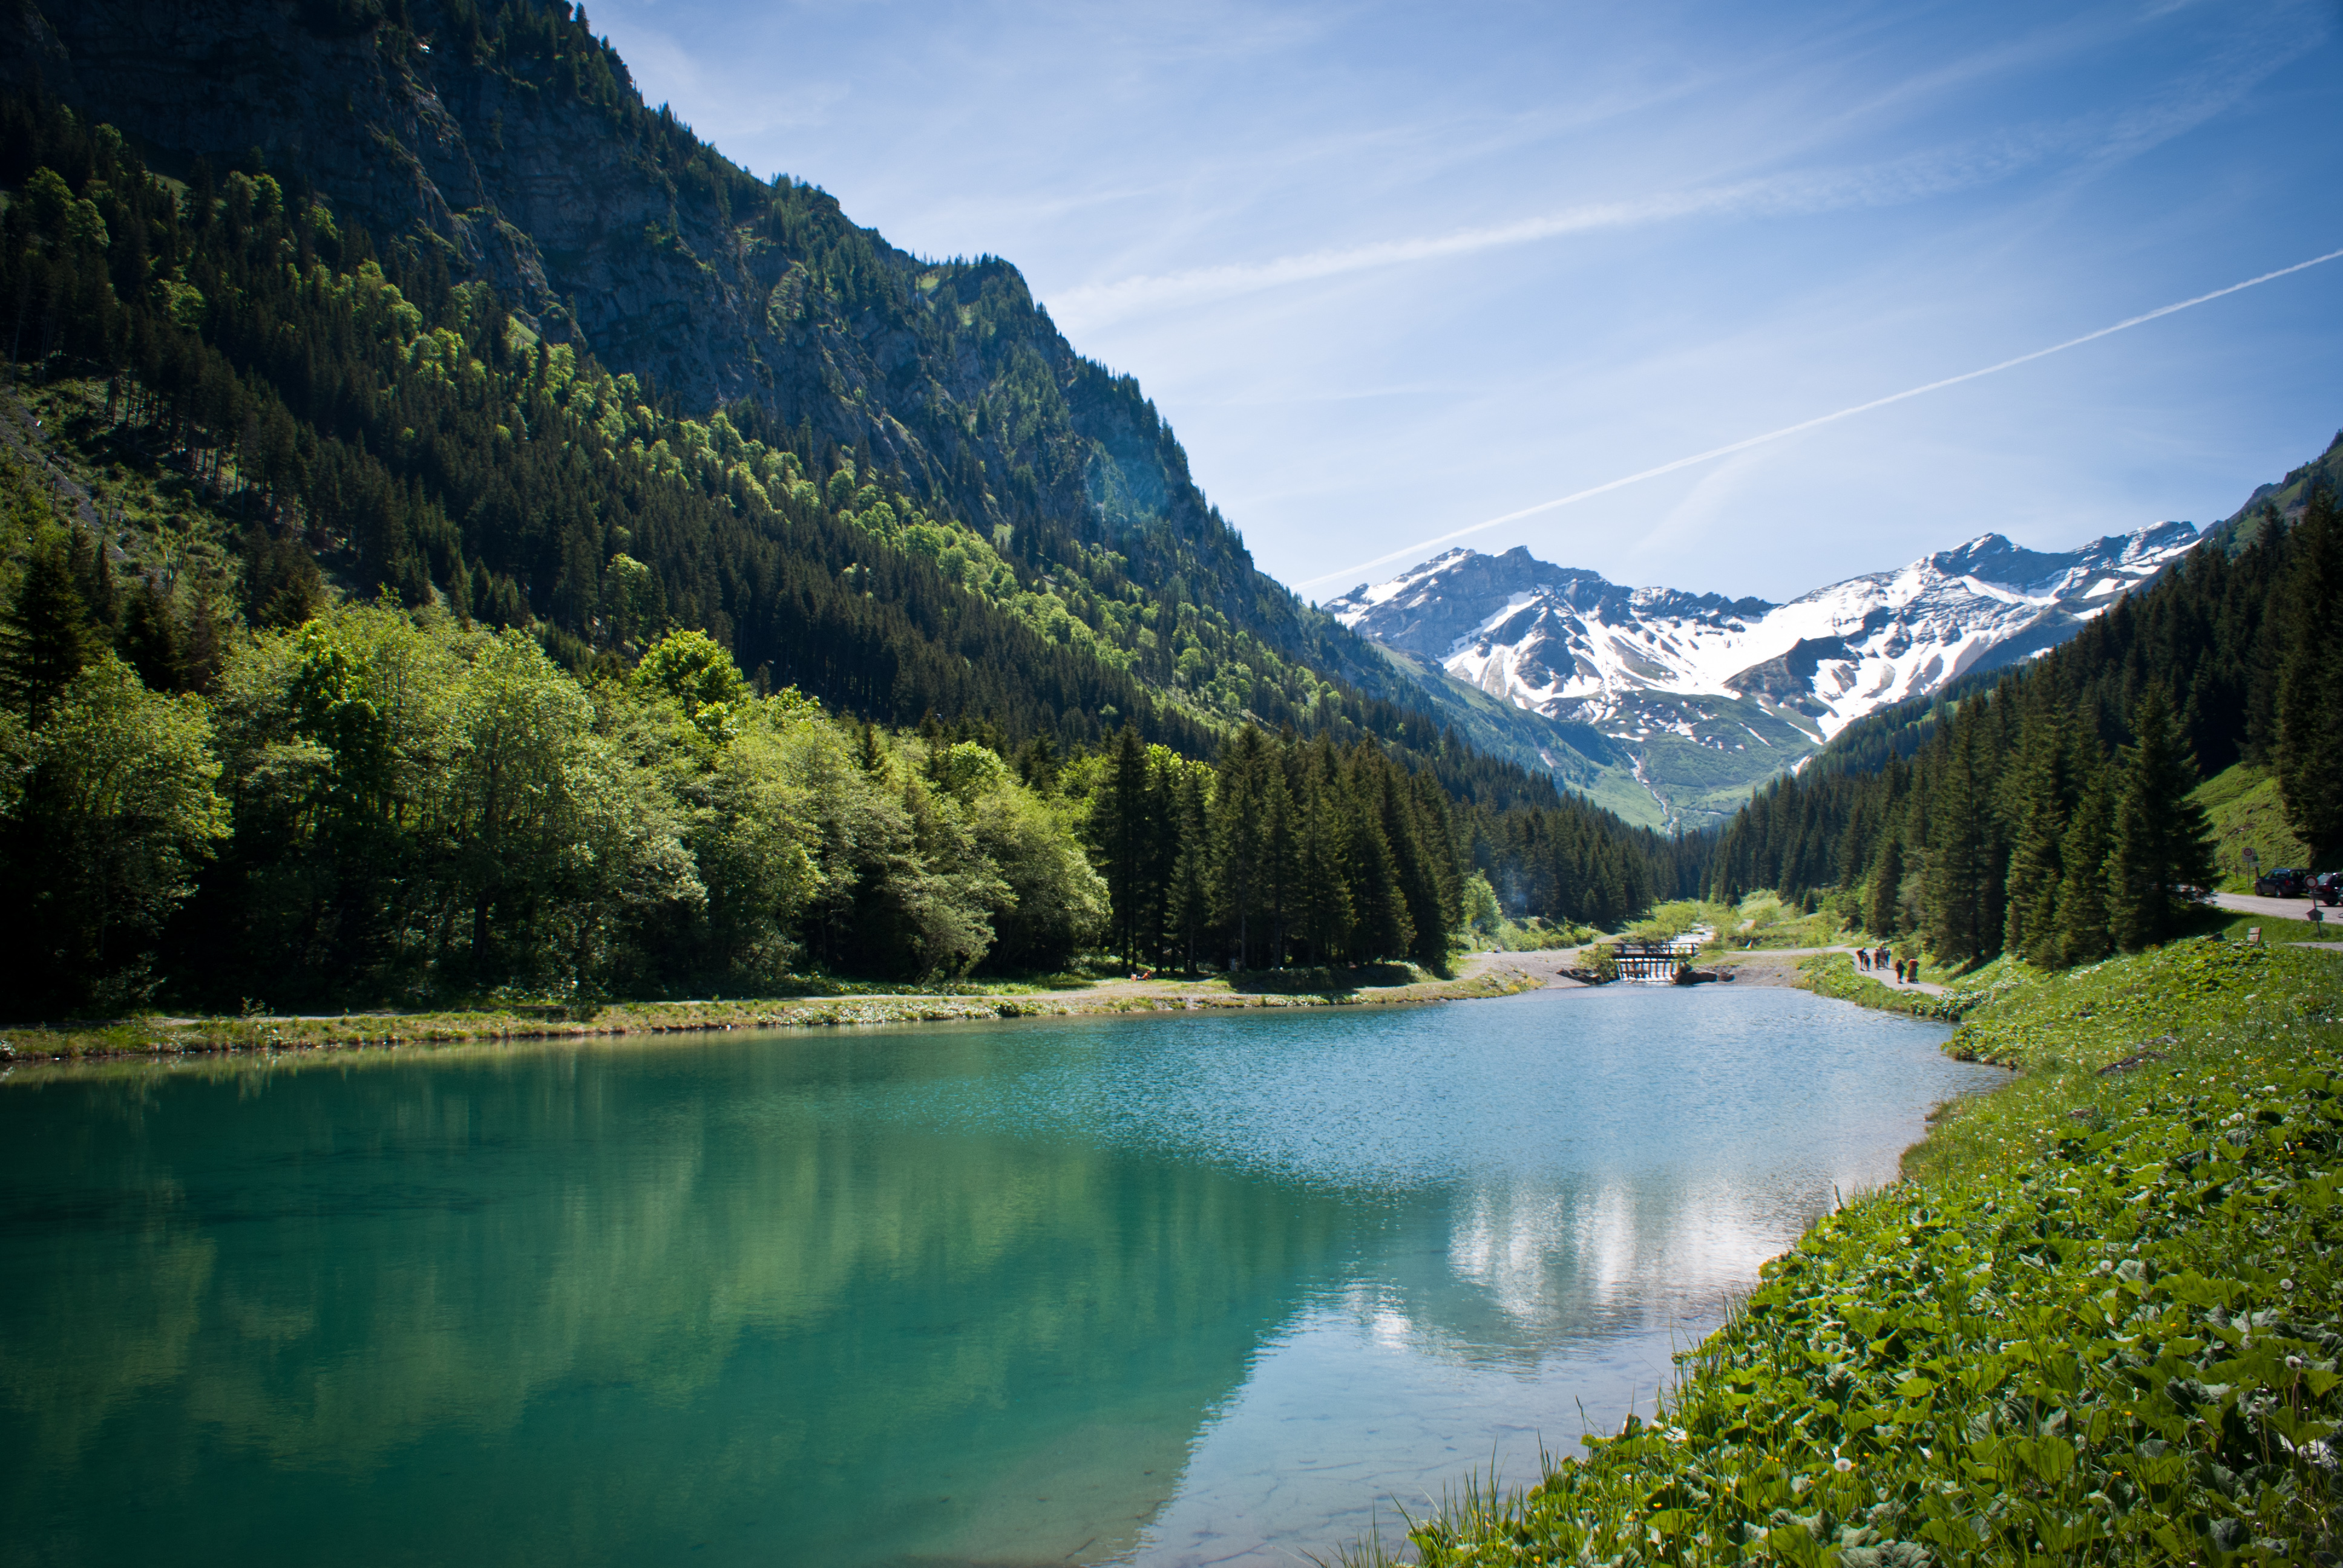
(1296, 245, 2343, 594)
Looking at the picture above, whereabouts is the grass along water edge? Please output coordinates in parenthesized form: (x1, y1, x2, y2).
(0, 958, 1549, 1068)
(1343, 936, 2343, 1566)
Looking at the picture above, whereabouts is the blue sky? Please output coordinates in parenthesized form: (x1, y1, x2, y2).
(591, 0, 2343, 603)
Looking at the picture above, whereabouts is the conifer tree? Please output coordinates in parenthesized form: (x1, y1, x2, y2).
(116, 578, 184, 693)
(1211, 727, 1268, 969)
(2108, 687, 2215, 950)
(1164, 766, 1211, 973)
(1922, 724, 1995, 964)
(1864, 832, 1904, 938)
(1140, 746, 1186, 967)
(1294, 777, 1354, 964)
(1015, 731, 1060, 794)
(1342, 746, 1414, 962)
(1392, 768, 1461, 965)
(1258, 761, 1299, 968)
(2276, 481, 2343, 857)
(2001, 710, 2068, 964)
(1094, 724, 1153, 963)
(2057, 745, 2115, 966)
(1, 529, 105, 722)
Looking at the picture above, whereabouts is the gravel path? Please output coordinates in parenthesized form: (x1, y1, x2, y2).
(1717, 944, 1950, 996)
(2212, 890, 2339, 927)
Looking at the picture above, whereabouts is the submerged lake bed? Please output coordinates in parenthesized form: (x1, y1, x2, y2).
(0, 984, 2000, 1567)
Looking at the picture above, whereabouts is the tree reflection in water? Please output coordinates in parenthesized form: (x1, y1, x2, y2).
(0, 988, 1994, 1567)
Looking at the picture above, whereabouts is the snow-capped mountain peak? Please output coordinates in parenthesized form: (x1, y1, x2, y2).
(1324, 522, 2200, 754)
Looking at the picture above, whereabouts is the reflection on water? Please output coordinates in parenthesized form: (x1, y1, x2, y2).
(0, 985, 1997, 1567)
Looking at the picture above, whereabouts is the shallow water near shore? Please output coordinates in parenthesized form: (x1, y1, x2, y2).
(0, 984, 1997, 1567)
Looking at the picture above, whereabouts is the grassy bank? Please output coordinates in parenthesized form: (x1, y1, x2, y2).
(1358, 936, 2343, 1566)
(1798, 953, 1960, 1019)
(0, 961, 1543, 1067)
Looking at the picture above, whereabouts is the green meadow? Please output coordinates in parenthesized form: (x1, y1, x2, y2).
(1361, 938, 2343, 1567)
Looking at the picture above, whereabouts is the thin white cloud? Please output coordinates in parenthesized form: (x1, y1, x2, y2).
(1295, 244, 2343, 592)
(1046, 132, 2063, 332)
(1046, 5, 2325, 334)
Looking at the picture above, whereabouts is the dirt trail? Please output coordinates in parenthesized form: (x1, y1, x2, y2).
(1716, 944, 1949, 996)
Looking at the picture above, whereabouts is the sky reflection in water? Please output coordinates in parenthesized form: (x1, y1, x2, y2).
(0, 983, 1999, 1567)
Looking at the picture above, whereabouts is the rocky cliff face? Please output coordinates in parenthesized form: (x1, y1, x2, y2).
(3, 0, 972, 429)
(0, 0, 893, 417)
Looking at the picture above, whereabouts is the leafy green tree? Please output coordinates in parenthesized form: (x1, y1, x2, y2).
(683, 722, 819, 984)
(2108, 687, 2215, 951)
(785, 714, 922, 973)
(894, 770, 1009, 979)
(444, 629, 602, 971)
(960, 753, 1107, 972)
(290, 618, 395, 820)
(1460, 871, 1502, 939)
(636, 627, 749, 742)
(551, 729, 705, 990)
(598, 552, 664, 648)
(3, 656, 227, 1006)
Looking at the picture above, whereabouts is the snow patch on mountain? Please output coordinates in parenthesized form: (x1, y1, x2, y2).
(1323, 523, 2200, 747)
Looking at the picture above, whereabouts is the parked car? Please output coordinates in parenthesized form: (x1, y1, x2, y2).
(2256, 867, 2310, 898)
(2315, 872, 2343, 908)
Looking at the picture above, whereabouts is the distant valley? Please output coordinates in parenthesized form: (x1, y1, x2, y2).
(1325, 522, 2204, 828)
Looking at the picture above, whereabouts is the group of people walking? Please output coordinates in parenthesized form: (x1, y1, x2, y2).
(1853, 946, 1916, 984)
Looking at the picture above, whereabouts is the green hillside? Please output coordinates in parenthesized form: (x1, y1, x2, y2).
(2194, 762, 2321, 889)
(0, 42, 1709, 1011)
(0, 0, 1462, 747)
(2207, 428, 2343, 552)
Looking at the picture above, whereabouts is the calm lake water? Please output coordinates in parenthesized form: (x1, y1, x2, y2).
(0, 984, 1998, 1567)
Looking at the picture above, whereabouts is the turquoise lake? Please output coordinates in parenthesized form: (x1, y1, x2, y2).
(0, 984, 2000, 1566)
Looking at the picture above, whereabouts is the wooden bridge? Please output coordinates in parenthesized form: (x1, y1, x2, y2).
(1612, 942, 1696, 981)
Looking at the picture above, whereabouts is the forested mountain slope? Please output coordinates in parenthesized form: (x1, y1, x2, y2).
(1706, 446, 2343, 969)
(0, 8, 1710, 1008)
(2207, 428, 2343, 552)
(1752, 430, 2343, 797)
(0, 0, 1450, 743)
